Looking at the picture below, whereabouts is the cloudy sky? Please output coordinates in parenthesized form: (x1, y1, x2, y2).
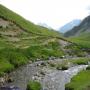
(0, 0, 90, 30)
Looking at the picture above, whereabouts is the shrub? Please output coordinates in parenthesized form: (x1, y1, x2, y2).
(65, 86, 74, 90)
(86, 66, 90, 70)
(76, 61, 87, 65)
(56, 65, 61, 70)
(0, 58, 14, 76)
(49, 62, 56, 67)
(56, 65, 68, 70)
(26, 80, 42, 90)
(61, 66, 68, 70)
(8, 52, 28, 67)
(0, 48, 28, 68)
(0, 72, 5, 77)
(70, 58, 89, 65)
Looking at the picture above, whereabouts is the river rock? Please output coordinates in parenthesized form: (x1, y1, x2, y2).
(0, 77, 5, 86)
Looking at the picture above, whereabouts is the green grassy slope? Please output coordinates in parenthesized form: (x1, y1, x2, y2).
(0, 4, 60, 37)
(0, 4, 86, 76)
(70, 33, 90, 49)
(0, 4, 65, 76)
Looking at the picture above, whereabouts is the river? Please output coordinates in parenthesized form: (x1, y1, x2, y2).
(4, 60, 88, 90)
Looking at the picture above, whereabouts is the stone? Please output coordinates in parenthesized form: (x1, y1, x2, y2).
(0, 77, 5, 86)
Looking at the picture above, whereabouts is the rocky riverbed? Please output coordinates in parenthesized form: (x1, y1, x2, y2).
(42, 65, 88, 90)
(1, 58, 89, 90)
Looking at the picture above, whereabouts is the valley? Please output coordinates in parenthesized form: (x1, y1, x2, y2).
(0, 4, 90, 90)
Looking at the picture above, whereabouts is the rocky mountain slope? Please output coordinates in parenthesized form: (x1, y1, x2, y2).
(64, 16, 90, 37)
(64, 16, 90, 49)
(59, 19, 81, 33)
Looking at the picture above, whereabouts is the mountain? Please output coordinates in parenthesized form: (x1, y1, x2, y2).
(38, 23, 52, 29)
(64, 16, 90, 37)
(59, 19, 81, 33)
(64, 15, 90, 49)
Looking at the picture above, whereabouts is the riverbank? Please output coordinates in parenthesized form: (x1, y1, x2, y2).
(1, 57, 89, 90)
(65, 68, 90, 90)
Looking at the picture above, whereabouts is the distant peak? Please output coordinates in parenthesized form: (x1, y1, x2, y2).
(59, 19, 81, 33)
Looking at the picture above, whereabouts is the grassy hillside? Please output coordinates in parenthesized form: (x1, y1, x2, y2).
(0, 4, 86, 76)
(69, 33, 90, 49)
(0, 4, 66, 76)
(0, 4, 60, 37)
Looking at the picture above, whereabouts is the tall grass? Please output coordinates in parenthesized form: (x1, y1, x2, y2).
(65, 70, 90, 90)
(0, 41, 64, 76)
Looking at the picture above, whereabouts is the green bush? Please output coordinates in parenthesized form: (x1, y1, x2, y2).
(61, 66, 68, 70)
(70, 58, 89, 65)
(65, 86, 74, 90)
(86, 66, 90, 70)
(0, 48, 28, 67)
(56, 65, 68, 70)
(56, 65, 61, 70)
(7, 52, 28, 67)
(26, 80, 42, 90)
(49, 63, 56, 67)
(0, 58, 14, 76)
(75, 61, 87, 65)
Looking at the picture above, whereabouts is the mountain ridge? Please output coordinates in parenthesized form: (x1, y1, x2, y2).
(64, 15, 90, 37)
(64, 15, 90, 49)
(59, 19, 81, 33)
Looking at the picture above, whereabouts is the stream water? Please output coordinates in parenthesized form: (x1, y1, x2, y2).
(5, 61, 88, 90)
(42, 65, 88, 90)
